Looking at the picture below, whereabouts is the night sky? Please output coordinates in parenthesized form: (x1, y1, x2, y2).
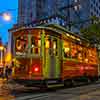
(0, 0, 18, 44)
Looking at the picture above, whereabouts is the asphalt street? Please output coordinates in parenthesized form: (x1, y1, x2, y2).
(0, 79, 100, 100)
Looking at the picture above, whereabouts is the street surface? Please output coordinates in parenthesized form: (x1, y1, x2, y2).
(0, 79, 100, 100)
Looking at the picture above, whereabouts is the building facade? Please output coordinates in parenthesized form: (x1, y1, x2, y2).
(18, 0, 69, 25)
(17, 0, 100, 31)
(0, 38, 5, 68)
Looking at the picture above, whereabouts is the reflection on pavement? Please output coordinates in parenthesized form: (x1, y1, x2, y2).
(0, 78, 15, 100)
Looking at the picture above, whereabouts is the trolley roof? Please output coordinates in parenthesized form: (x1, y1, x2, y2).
(9, 24, 90, 42)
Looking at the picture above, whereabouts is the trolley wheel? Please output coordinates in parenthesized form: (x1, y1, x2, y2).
(89, 77, 98, 83)
(40, 81, 48, 90)
(64, 79, 73, 87)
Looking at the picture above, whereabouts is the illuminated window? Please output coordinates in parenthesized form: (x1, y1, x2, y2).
(15, 35, 28, 54)
(63, 40, 70, 58)
(53, 41, 56, 49)
(77, 45, 83, 62)
(45, 39, 50, 48)
(45, 36, 50, 54)
(31, 35, 41, 55)
(83, 47, 88, 63)
(71, 43, 77, 59)
(45, 36, 58, 55)
(53, 39, 57, 55)
(88, 48, 97, 64)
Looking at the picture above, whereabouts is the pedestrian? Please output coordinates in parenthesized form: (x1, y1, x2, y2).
(5, 66, 9, 80)
(0, 68, 3, 78)
(7, 67, 12, 79)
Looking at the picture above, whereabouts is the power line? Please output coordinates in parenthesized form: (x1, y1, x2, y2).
(0, 8, 17, 15)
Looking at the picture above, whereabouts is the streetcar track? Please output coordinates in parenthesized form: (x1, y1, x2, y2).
(15, 94, 49, 100)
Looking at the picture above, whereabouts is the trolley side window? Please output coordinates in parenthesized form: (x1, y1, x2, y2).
(45, 35, 52, 55)
(45, 35, 50, 49)
(15, 34, 28, 55)
(31, 35, 41, 55)
(77, 45, 83, 62)
(83, 47, 97, 64)
(63, 40, 84, 62)
(53, 39, 58, 55)
(88, 48, 97, 64)
(83, 47, 89, 63)
(45, 35, 58, 56)
(70, 43, 78, 59)
(63, 40, 71, 58)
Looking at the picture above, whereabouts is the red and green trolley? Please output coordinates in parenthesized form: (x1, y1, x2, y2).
(9, 24, 99, 87)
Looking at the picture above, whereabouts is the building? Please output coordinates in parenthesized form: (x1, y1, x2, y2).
(18, 0, 69, 25)
(17, 0, 100, 31)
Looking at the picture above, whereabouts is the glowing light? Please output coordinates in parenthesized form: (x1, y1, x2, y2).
(34, 67, 39, 72)
(46, 40, 50, 48)
(85, 58, 88, 63)
(32, 44, 34, 48)
(80, 66, 84, 74)
(32, 64, 40, 72)
(38, 40, 41, 47)
(5, 53, 12, 63)
(3, 13, 11, 21)
(53, 42, 56, 49)
(65, 48, 70, 52)
(0, 46, 4, 50)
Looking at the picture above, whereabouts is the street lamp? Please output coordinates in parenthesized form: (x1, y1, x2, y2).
(2, 13, 11, 21)
(0, 12, 11, 21)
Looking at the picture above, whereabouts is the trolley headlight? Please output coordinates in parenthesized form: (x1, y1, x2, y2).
(32, 64, 40, 73)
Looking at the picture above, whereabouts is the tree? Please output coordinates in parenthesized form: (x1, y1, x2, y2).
(80, 16, 100, 44)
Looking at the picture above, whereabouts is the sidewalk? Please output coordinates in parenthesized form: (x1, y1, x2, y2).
(0, 77, 38, 99)
(2, 78, 28, 91)
(0, 78, 15, 100)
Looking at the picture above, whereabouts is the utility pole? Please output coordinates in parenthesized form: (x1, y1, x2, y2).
(67, 0, 71, 31)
